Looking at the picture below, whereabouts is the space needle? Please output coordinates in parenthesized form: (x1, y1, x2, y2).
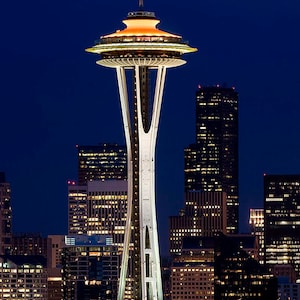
(86, 1, 196, 299)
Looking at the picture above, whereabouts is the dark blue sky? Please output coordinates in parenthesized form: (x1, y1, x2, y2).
(1, 0, 300, 251)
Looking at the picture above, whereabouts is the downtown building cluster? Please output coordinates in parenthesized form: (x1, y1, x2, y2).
(1, 87, 300, 299)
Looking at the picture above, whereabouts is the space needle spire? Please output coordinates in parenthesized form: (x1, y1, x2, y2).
(86, 6, 197, 300)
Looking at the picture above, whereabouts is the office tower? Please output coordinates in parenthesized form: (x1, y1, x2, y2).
(0, 255, 47, 299)
(68, 181, 88, 235)
(264, 174, 300, 279)
(61, 235, 119, 300)
(11, 232, 48, 257)
(86, 3, 196, 299)
(0, 172, 12, 255)
(185, 85, 239, 233)
(77, 143, 127, 185)
(68, 180, 127, 244)
(86, 181, 127, 249)
(68, 180, 130, 296)
(169, 191, 227, 255)
(249, 208, 265, 264)
(214, 233, 278, 299)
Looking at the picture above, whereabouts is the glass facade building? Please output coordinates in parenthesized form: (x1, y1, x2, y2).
(184, 85, 238, 233)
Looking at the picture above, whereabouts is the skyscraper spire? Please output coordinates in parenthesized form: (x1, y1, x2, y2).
(139, 0, 144, 8)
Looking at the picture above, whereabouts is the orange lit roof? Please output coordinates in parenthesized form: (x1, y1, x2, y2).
(103, 18, 181, 38)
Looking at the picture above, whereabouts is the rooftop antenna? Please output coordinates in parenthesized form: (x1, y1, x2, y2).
(139, 0, 144, 8)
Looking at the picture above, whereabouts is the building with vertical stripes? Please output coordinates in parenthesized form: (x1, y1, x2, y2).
(184, 85, 239, 233)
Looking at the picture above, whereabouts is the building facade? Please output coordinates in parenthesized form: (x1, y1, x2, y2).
(61, 235, 119, 300)
(68, 182, 88, 235)
(264, 174, 300, 279)
(0, 255, 47, 299)
(11, 232, 48, 257)
(77, 143, 127, 185)
(47, 235, 65, 300)
(0, 172, 12, 255)
(249, 208, 265, 264)
(170, 237, 215, 300)
(214, 234, 277, 300)
(184, 85, 239, 233)
(68, 180, 128, 247)
(169, 191, 227, 255)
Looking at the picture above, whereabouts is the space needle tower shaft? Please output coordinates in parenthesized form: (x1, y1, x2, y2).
(86, 6, 196, 300)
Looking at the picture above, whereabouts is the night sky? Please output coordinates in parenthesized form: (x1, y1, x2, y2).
(1, 0, 300, 253)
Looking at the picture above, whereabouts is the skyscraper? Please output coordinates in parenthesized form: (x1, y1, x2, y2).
(77, 143, 127, 185)
(264, 174, 300, 279)
(0, 172, 12, 255)
(185, 85, 239, 233)
(86, 3, 196, 299)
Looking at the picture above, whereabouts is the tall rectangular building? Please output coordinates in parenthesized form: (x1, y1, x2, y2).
(264, 174, 300, 279)
(68, 182, 88, 235)
(77, 143, 127, 185)
(184, 85, 239, 233)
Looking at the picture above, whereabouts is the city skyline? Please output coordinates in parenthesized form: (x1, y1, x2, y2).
(1, 0, 300, 254)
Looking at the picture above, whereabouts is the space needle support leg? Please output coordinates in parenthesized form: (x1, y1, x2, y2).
(116, 66, 133, 300)
(136, 65, 166, 299)
(149, 65, 166, 300)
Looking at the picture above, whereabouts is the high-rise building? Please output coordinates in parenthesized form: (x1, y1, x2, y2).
(86, 181, 127, 249)
(0, 172, 12, 255)
(68, 182, 88, 235)
(68, 180, 127, 246)
(184, 85, 239, 233)
(77, 143, 127, 185)
(249, 208, 265, 264)
(0, 255, 47, 299)
(61, 235, 119, 300)
(86, 3, 196, 299)
(67, 180, 131, 296)
(169, 191, 227, 255)
(264, 174, 300, 279)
